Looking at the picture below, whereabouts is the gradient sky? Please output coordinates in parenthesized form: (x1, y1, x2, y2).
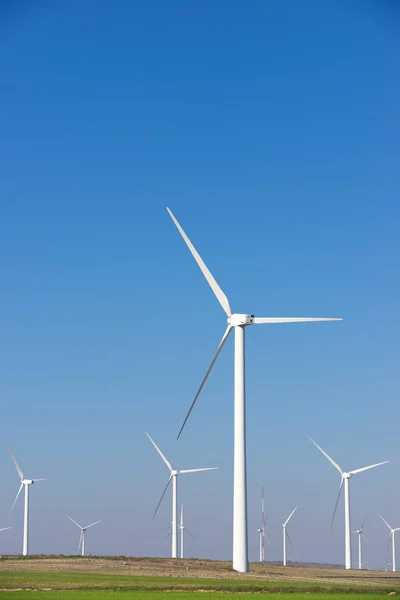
(0, 0, 399, 569)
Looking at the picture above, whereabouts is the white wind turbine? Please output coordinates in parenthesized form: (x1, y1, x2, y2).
(257, 486, 268, 562)
(381, 556, 392, 572)
(309, 437, 388, 569)
(68, 517, 101, 556)
(167, 206, 341, 573)
(8, 446, 47, 556)
(282, 506, 297, 566)
(353, 517, 368, 570)
(379, 514, 400, 572)
(146, 432, 217, 559)
(178, 505, 195, 559)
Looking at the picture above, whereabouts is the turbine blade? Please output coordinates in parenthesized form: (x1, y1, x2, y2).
(145, 432, 173, 471)
(0, 527, 12, 532)
(379, 514, 392, 530)
(8, 446, 24, 480)
(308, 437, 342, 474)
(184, 528, 196, 539)
(361, 516, 368, 530)
(164, 532, 172, 538)
(68, 516, 83, 529)
(362, 533, 369, 546)
(9, 483, 23, 516)
(283, 506, 297, 526)
(286, 529, 293, 547)
(179, 467, 218, 474)
(331, 477, 344, 528)
(253, 317, 342, 324)
(166, 207, 232, 317)
(153, 475, 172, 519)
(32, 478, 47, 483)
(177, 325, 232, 439)
(84, 520, 101, 529)
(349, 461, 389, 476)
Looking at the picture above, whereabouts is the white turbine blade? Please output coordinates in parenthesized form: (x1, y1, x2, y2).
(308, 437, 342, 474)
(184, 528, 196, 539)
(286, 529, 293, 548)
(166, 207, 232, 317)
(361, 516, 368, 530)
(8, 446, 24, 480)
(253, 317, 342, 324)
(32, 478, 47, 483)
(283, 506, 297, 526)
(179, 467, 218, 474)
(378, 513, 392, 531)
(9, 483, 23, 516)
(84, 520, 101, 529)
(362, 533, 369, 546)
(177, 325, 232, 439)
(145, 432, 173, 471)
(0, 527, 12, 532)
(349, 461, 389, 476)
(68, 516, 83, 529)
(153, 475, 172, 519)
(331, 477, 344, 528)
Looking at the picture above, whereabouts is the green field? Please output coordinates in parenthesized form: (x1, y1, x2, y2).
(0, 593, 396, 600)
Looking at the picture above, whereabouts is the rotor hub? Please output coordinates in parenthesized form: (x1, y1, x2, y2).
(228, 314, 255, 326)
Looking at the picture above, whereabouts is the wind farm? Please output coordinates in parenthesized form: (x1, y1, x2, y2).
(1, 1, 398, 598)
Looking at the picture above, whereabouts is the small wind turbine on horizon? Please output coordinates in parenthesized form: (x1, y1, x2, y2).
(68, 517, 101, 557)
(379, 514, 400, 572)
(381, 556, 392, 572)
(178, 505, 196, 559)
(309, 437, 388, 570)
(257, 486, 269, 563)
(8, 446, 47, 556)
(146, 432, 217, 559)
(353, 517, 368, 570)
(282, 506, 297, 567)
(166, 206, 341, 573)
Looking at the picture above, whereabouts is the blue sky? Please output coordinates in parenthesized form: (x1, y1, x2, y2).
(0, 0, 399, 568)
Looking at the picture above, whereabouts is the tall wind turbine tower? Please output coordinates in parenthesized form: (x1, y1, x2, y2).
(379, 514, 400, 572)
(146, 432, 217, 559)
(353, 517, 368, 570)
(257, 486, 268, 562)
(68, 517, 101, 556)
(167, 207, 341, 573)
(282, 506, 297, 566)
(178, 505, 196, 559)
(309, 437, 388, 569)
(8, 446, 47, 556)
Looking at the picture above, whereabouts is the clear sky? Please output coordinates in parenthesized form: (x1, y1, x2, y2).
(0, 0, 399, 569)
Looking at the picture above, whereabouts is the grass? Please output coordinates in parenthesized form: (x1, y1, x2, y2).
(0, 593, 397, 600)
(1, 571, 400, 594)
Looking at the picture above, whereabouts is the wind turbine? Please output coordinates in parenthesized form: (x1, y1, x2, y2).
(68, 517, 101, 556)
(178, 505, 196, 559)
(257, 486, 268, 562)
(146, 432, 217, 559)
(282, 506, 297, 566)
(8, 446, 47, 556)
(166, 207, 341, 573)
(309, 437, 388, 569)
(353, 517, 368, 570)
(379, 514, 400, 572)
(381, 556, 392, 572)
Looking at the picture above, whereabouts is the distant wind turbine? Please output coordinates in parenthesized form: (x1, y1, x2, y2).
(68, 517, 101, 556)
(146, 432, 217, 559)
(178, 505, 195, 559)
(167, 206, 341, 573)
(8, 446, 47, 556)
(257, 486, 268, 562)
(379, 514, 400, 572)
(309, 437, 388, 569)
(282, 506, 297, 566)
(381, 556, 392, 572)
(353, 517, 368, 570)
